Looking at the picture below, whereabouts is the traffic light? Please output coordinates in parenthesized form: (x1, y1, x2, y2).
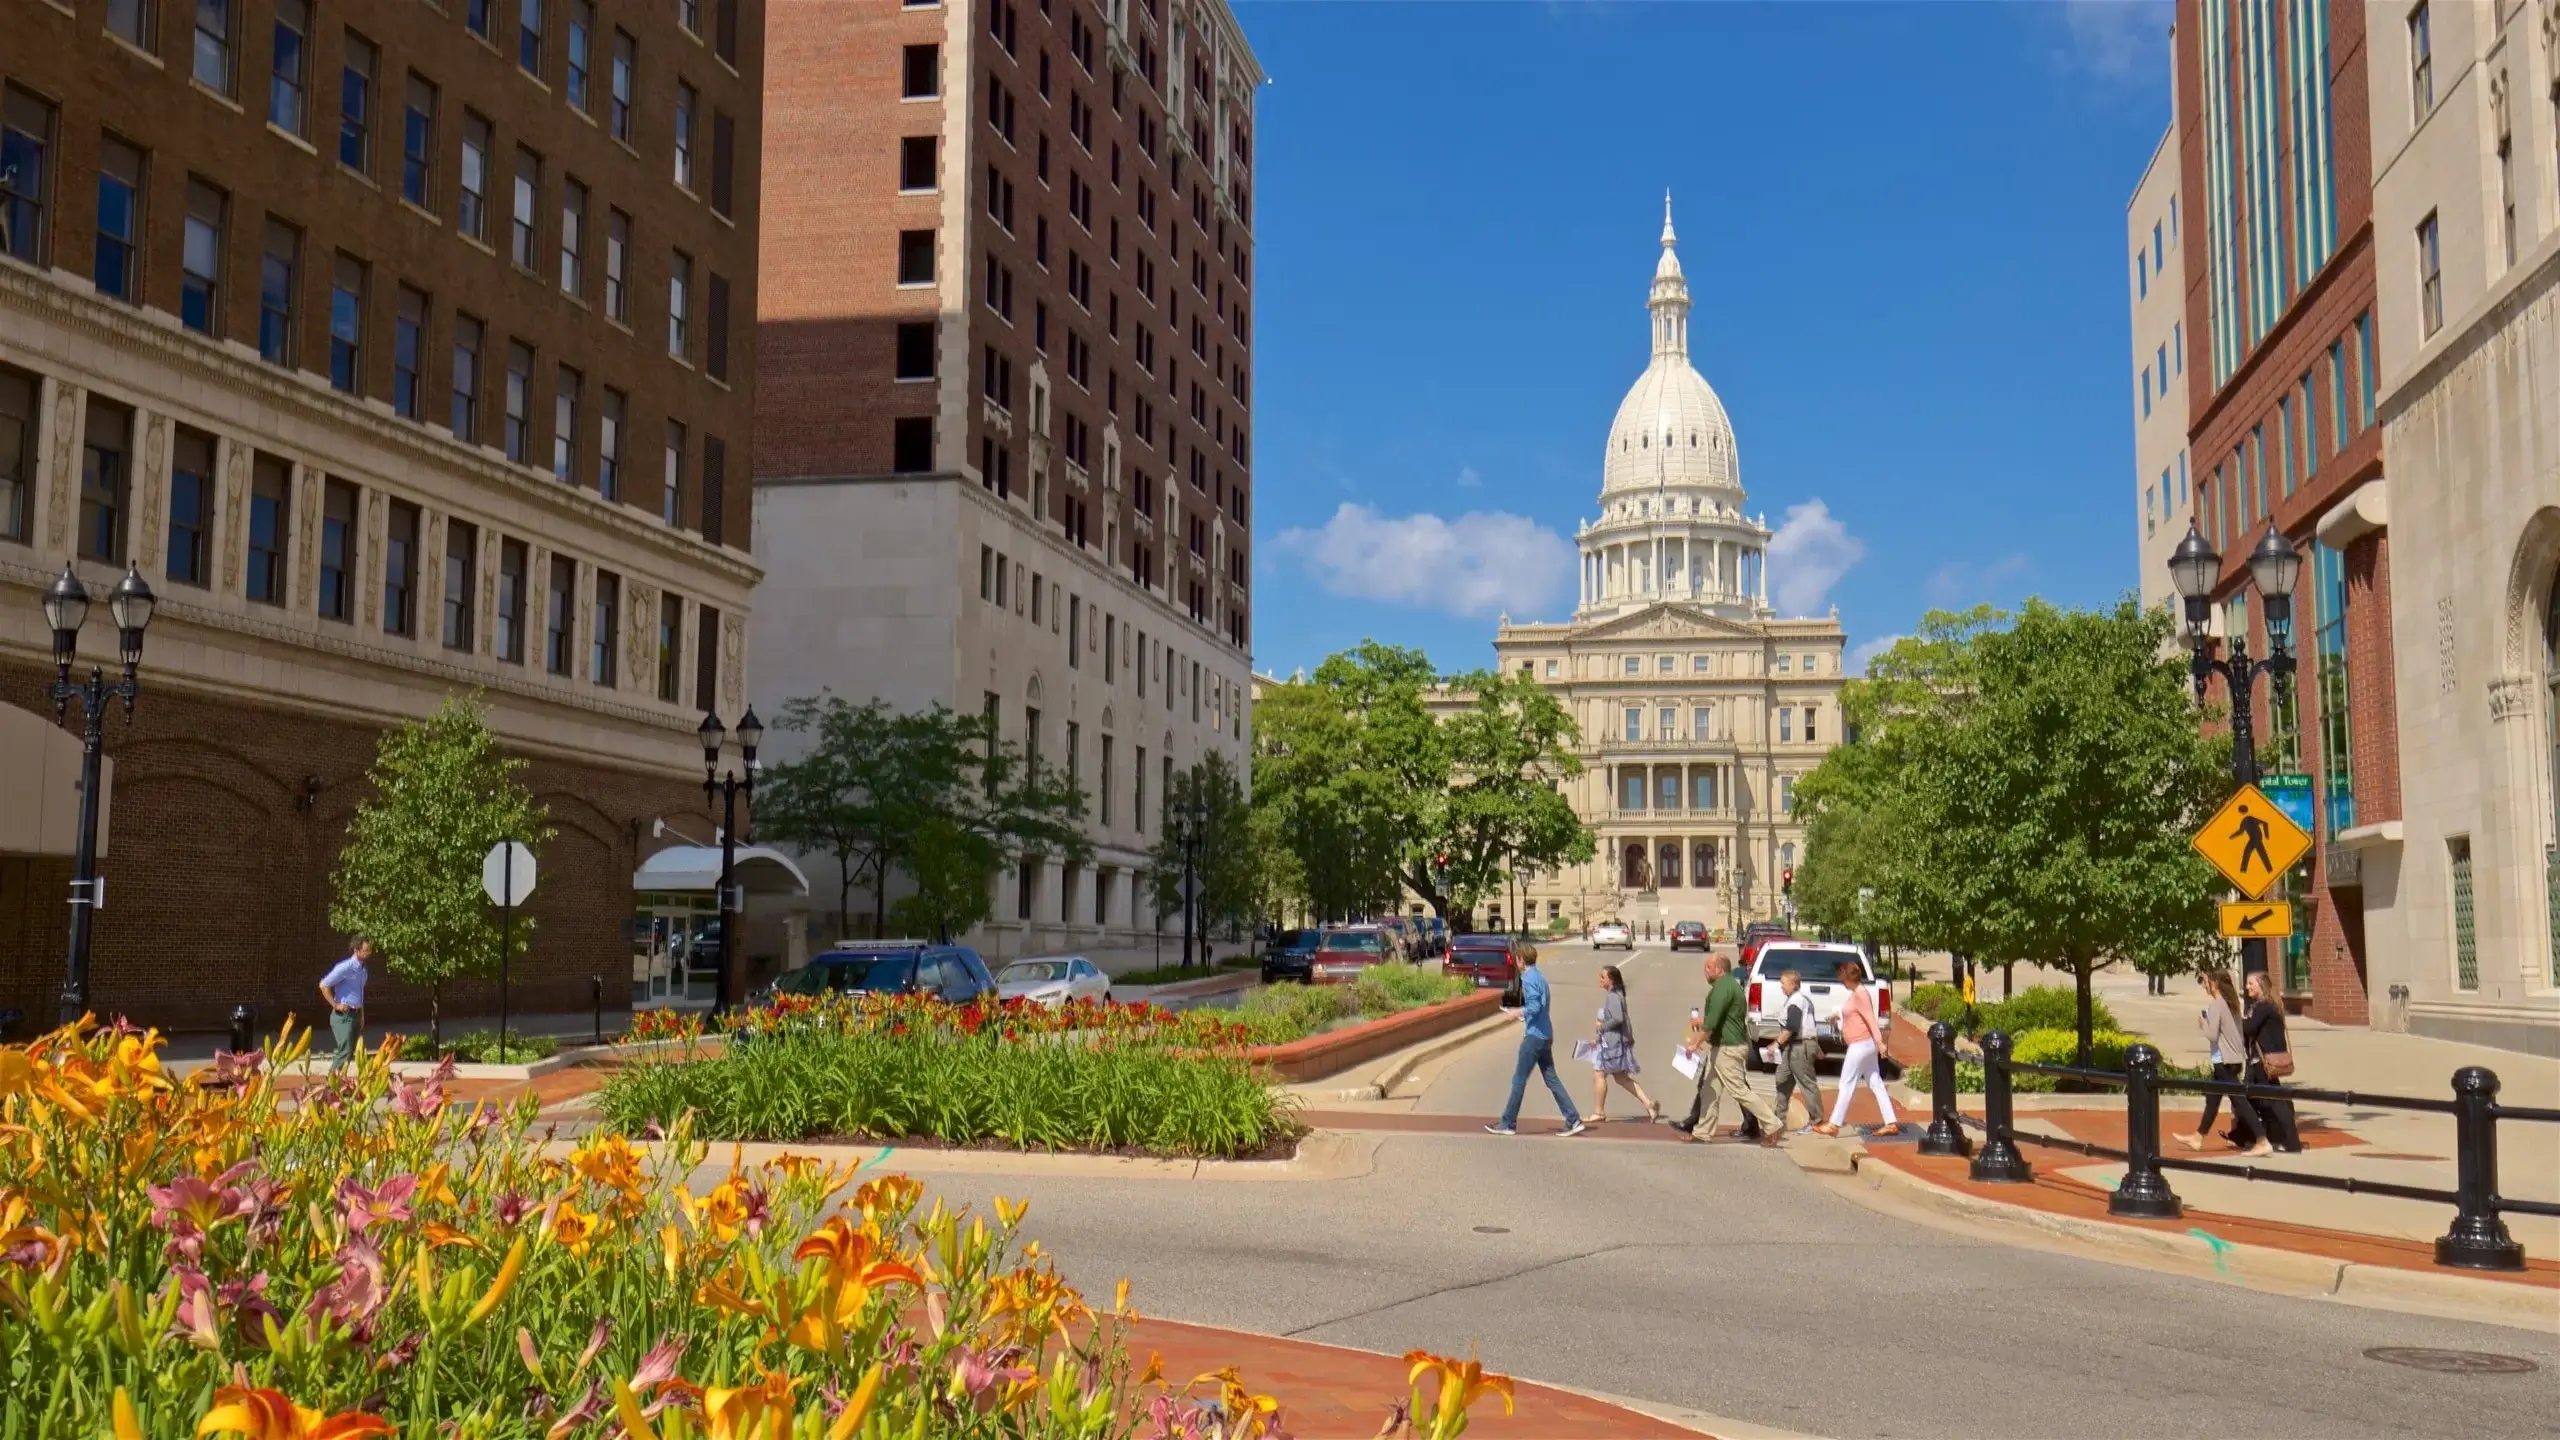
(1782, 867, 1794, 894)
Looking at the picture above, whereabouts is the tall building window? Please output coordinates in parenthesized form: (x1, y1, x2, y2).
(519, 0, 545, 77)
(695, 604, 720, 710)
(246, 454, 289, 604)
(706, 272, 729, 380)
(450, 312, 483, 440)
(904, 44, 939, 98)
(496, 538, 528, 663)
(1656, 770, 1680, 812)
(1622, 706, 1640, 743)
(2407, 2, 2433, 119)
(898, 230, 935, 285)
(2416, 211, 2443, 338)
(166, 427, 214, 586)
(442, 519, 477, 651)
(668, 250, 691, 356)
(598, 387, 624, 499)
(1619, 769, 1644, 810)
(604, 208, 629, 319)
(1692, 768, 1717, 811)
(194, 0, 234, 94)
(609, 31, 635, 141)
(2357, 313, 2377, 427)
(710, 111, 734, 217)
(382, 500, 418, 636)
(2450, 836, 2478, 990)
(320, 478, 358, 621)
(328, 252, 365, 394)
(662, 420, 685, 524)
(552, 364, 580, 482)
(559, 177, 586, 294)
(657, 592, 683, 702)
(545, 555, 575, 675)
(402, 75, 436, 208)
(503, 341, 532, 462)
(392, 285, 427, 418)
(701, 434, 724, 545)
(1778, 708, 1793, 742)
(2313, 541, 2355, 839)
(566, 1, 593, 112)
(467, 0, 491, 40)
(92, 137, 144, 302)
(2499, 135, 2517, 268)
(893, 417, 932, 472)
(511, 147, 539, 268)
(181, 179, 224, 333)
(258, 218, 299, 366)
(2329, 342, 2350, 451)
(0, 87, 52, 267)
(107, 0, 152, 49)
(591, 569, 619, 687)
(339, 33, 376, 174)
(459, 113, 491, 241)
(0, 368, 33, 542)
(673, 82, 696, 190)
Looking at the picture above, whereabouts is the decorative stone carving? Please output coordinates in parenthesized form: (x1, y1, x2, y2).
(2489, 674, 2537, 723)
(423, 511, 446, 638)
(138, 415, 168, 573)
(294, 466, 320, 611)
(2491, 67, 2511, 141)
(220, 442, 249, 594)
(362, 490, 384, 629)
(2437, 595, 2459, 695)
(626, 579, 656, 687)
(721, 612, 746, 713)
(478, 529, 498, 656)
(46, 383, 77, 550)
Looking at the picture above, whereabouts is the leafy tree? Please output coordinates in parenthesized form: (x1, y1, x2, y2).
(1793, 601, 2229, 1063)
(758, 694, 1090, 939)
(889, 817, 999, 942)
(329, 695, 552, 1044)
(1144, 752, 1257, 949)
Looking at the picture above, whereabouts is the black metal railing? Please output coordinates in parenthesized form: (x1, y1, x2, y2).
(1914, 1020, 2558, 1272)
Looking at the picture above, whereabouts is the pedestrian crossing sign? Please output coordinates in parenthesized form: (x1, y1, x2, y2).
(2218, 900, 2294, 938)
(2193, 783, 2314, 899)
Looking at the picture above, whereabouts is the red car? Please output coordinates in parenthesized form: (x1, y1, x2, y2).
(1309, 926, 1393, 984)
(1442, 933, 1531, 989)
(1738, 923, 1794, 970)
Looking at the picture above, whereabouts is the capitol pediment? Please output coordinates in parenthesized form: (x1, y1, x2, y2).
(1572, 602, 1763, 642)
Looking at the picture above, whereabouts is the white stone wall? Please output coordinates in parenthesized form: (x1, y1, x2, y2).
(2128, 120, 2191, 616)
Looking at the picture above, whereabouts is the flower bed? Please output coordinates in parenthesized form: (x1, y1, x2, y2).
(0, 1020, 1513, 1438)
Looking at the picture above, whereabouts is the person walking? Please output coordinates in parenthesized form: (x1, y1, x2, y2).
(1673, 953, 1782, 1145)
(2176, 970, 2274, 1156)
(1586, 965, 1660, 1124)
(1768, 968, 1826, 1132)
(2232, 970, 2302, 1153)
(319, 939, 373, 1072)
(1814, 958, 1900, 1137)
(1487, 949, 1585, 1137)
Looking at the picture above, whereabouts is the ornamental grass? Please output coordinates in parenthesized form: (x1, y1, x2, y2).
(0, 1019, 1515, 1438)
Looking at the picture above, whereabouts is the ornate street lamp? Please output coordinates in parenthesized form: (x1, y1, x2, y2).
(41, 563, 156, 1025)
(699, 706, 761, 1011)
(1172, 790, 1209, 968)
(2168, 523, 2301, 979)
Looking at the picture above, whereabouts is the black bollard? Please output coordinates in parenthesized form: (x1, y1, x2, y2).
(227, 1003, 255, 1055)
(1968, 1030, 2034, 1183)
(2110, 1043, 2183, 1219)
(591, 975, 604, 1046)
(1918, 1021, 1971, 1157)
(2434, 1066, 2526, 1270)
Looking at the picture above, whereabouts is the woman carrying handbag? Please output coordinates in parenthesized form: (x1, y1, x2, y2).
(1586, 965, 1660, 1124)
(2235, 970, 2303, 1153)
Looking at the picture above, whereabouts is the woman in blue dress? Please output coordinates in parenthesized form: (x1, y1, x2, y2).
(1587, 964, 1659, 1124)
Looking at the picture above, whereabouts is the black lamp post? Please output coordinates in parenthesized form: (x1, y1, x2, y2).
(2168, 523, 2302, 981)
(41, 563, 156, 1027)
(1172, 791, 1207, 967)
(697, 706, 762, 1012)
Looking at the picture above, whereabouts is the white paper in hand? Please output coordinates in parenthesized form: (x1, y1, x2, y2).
(1571, 1039, 1599, 1062)
(1671, 1047, 1702, 1080)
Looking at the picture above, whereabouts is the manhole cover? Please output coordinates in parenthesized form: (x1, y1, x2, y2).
(2362, 1347, 2539, 1375)
(1471, 1225, 1510, 1234)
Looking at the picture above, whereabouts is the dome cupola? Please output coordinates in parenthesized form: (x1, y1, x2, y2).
(1602, 194, 1741, 497)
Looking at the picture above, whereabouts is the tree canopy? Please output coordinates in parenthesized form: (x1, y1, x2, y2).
(328, 695, 551, 1041)
(1793, 600, 2231, 1061)
(1142, 751, 1259, 945)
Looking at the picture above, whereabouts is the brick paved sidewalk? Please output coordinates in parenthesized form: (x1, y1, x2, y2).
(1127, 1317, 1705, 1438)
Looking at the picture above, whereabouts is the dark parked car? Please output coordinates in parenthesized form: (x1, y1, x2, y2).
(1443, 932, 1531, 989)
(765, 942, 997, 1003)
(1310, 926, 1393, 984)
(1419, 916, 1449, 958)
(1669, 920, 1710, 952)
(1262, 928, 1321, 984)
(1738, 923, 1795, 970)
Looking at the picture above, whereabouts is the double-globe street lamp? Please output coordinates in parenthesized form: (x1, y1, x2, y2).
(1171, 791, 1208, 967)
(696, 706, 762, 1013)
(39, 563, 158, 1026)
(2167, 523, 2304, 981)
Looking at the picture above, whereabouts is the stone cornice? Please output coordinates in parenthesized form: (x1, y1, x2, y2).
(0, 259, 761, 592)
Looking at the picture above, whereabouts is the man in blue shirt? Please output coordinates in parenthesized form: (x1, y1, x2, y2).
(1487, 949, 1585, 1137)
(318, 939, 373, 1071)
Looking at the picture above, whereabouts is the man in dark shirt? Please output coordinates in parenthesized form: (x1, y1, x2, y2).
(1674, 952, 1782, 1144)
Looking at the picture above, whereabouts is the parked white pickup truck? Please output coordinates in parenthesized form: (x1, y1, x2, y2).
(1742, 940, 1891, 1070)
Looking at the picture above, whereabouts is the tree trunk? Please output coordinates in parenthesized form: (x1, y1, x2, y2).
(874, 859, 890, 939)
(836, 856, 854, 943)
(429, 982, 442, 1048)
(2001, 961, 2015, 1000)
(2073, 961, 2095, 1068)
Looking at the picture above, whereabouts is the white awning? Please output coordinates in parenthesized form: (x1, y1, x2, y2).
(632, 844, 811, 896)
(0, 702, 110, 858)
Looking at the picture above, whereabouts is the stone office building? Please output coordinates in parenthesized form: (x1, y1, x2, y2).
(0, 0, 763, 1033)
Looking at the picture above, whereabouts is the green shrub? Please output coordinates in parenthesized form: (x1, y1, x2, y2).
(1348, 964, 1470, 1015)
(1975, 985, 2117, 1038)
(1905, 983, 1975, 1027)
(1232, 982, 1353, 1042)
(598, 1030, 1296, 1157)
(392, 1030, 559, 1064)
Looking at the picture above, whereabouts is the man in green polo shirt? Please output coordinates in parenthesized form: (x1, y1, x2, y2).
(1673, 951, 1781, 1145)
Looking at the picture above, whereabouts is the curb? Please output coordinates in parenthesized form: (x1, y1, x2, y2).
(1833, 1149, 2560, 1333)
(566, 1128, 1385, 1184)
(1302, 1010, 1521, 1103)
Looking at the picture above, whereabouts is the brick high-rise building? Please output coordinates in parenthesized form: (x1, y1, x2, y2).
(0, 0, 765, 1033)
(752, 0, 1259, 958)
(2172, 0, 2396, 1024)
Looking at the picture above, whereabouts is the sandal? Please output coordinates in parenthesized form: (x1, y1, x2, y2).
(1645, 1106, 1663, 1124)
(1810, 1123, 1842, 1137)
(2173, 1132, 2205, 1151)
(1871, 1123, 1902, 1137)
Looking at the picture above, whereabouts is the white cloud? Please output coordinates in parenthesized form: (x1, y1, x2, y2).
(1764, 499, 1865, 617)
(1847, 634, 1907, 677)
(2051, 0, 2171, 81)
(1271, 503, 1577, 620)
(1455, 465, 1483, 489)
(1925, 554, 2031, 607)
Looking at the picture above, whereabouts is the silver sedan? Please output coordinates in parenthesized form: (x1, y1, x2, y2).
(994, 956, 1112, 1006)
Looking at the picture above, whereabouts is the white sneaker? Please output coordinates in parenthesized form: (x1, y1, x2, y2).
(1560, 1120, 1588, 1137)
(1483, 1123, 1517, 1136)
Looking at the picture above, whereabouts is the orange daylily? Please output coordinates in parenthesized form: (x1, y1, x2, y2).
(701, 1367, 803, 1440)
(1403, 1349, 1515, 1435)
(419, 1221, 482, 1251)
(786, 1216, 923, 1351)
(544, 1201, 600, 1253)
(194, 1385, 393, 1440)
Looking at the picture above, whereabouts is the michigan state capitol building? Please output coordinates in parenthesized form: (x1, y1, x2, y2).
(1478, 202, 1845, 936)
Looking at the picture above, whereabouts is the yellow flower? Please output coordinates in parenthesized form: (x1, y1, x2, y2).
(1403, 1349, 1515, 1436)
(850, 1175, 923, 1228)
(419, 1221, 482, 1251)
(194, 1386, 393, 1440)
(544, 1201, 600, 1253)
(111, 1388, 143, 1440)
(785, 1216, 923, 1352)
(702, 1368, 802, 1440)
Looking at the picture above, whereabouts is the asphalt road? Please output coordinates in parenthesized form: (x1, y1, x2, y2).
(914, 942, 2560, 1438)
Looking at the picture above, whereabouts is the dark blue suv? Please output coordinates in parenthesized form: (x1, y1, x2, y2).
(765, 942, 998, 1003)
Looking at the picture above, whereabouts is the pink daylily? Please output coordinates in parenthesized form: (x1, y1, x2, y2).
(338, 1175, 417, 1235)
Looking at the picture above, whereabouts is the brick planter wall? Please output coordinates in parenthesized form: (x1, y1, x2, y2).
(1245, 990, 1505, 1084)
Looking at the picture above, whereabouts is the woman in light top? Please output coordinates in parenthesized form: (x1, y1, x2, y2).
(2178, 970, 2274, 1156)
(1813, 959, 1899, 1138)
(1586, 965, 1659, 1124)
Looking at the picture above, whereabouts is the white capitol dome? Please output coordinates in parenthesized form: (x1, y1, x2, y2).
(1601, 201, 1741, 496)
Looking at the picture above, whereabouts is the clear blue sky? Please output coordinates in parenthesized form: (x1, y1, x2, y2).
(1238, 0, 2174, 678)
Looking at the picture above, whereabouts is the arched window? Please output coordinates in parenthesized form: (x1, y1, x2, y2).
(1694, 841, 1718, 888)
(1623, 843, 1649, 891)
(2545, 570, 2560, 979)
(1659, 842, 1683, 888)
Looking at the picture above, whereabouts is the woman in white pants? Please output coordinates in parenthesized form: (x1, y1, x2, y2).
(1814, 959, 1900, 1137)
